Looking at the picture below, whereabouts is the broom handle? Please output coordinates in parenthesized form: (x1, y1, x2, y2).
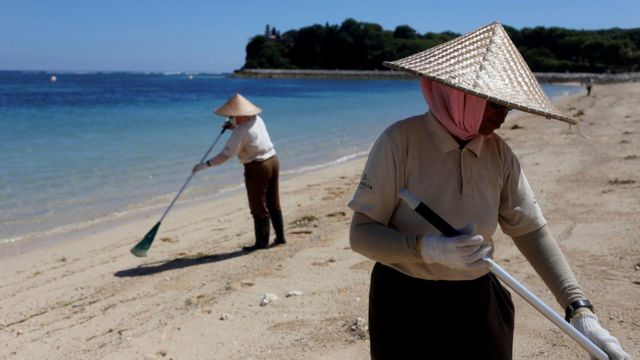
(398, 189, 609, 360)
(159, 128, 226, 223)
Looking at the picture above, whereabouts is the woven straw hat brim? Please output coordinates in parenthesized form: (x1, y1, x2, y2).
(384, 22, 577, 125)
(214, 93, 262, 117)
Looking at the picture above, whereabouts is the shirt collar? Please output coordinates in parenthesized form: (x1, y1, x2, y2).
(424, 111, 484, 157)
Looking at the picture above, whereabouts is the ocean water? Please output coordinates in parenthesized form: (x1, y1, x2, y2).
(0, 71, 581, 244)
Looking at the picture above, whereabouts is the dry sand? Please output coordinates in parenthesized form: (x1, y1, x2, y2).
(1, 83, 639, 359)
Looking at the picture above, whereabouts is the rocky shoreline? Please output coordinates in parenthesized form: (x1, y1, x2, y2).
(233, 68, 640, 83)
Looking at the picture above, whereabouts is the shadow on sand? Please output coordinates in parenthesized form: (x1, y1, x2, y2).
(114, 249, 247, 278)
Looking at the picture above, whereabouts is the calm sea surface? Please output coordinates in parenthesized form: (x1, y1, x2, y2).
(0, 71, 581, 244)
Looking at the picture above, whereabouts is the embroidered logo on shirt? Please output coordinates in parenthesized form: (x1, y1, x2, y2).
(358, 173, 373, 191)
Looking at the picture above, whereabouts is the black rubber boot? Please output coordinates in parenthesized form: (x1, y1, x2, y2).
(270, 210, 286, 245)
(243, 216, 270, 252)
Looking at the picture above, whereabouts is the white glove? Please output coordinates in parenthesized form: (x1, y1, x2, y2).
(420, 223, 490, 270)
(571, 311, 630, 360)
(192, 162, 209, 173)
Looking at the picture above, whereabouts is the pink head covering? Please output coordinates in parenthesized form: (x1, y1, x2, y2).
(419, 77, 487, 140)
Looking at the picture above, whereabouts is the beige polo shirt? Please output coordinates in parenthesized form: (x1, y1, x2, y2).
(348, 112, 546, 281)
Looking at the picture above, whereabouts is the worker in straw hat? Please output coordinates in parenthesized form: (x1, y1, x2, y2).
(193, 93, 286, 251)
(348, 22, 629, 359)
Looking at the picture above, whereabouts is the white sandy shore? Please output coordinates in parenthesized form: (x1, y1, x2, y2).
(1, 83, 639, 359)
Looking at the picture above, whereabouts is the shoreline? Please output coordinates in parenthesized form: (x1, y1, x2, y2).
(0, 81, 580, 257)
(0, 82, 638, 358)
(0, 151, 370, 259)
(0, 83, 580, 257)
(233, 68, 640, 83)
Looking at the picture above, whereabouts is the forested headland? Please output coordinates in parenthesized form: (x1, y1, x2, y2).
(242, 19, 640, 74)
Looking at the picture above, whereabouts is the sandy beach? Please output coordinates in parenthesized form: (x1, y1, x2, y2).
(1, 82, 639, 359)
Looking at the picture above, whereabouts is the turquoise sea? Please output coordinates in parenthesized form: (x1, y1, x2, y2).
(0, 71, 581, 245)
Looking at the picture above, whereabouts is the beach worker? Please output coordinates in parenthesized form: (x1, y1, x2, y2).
(587, 78, 594, 96)
(193, 93, 286, 251)
(349, 22, 629, 359)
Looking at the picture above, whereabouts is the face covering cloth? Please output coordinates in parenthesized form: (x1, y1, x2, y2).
(419, 77, 487, 141)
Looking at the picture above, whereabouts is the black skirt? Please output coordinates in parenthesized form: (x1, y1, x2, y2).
(369, 262, 515, 360)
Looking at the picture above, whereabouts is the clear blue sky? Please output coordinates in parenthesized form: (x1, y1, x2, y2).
(1, 0, 638, 73)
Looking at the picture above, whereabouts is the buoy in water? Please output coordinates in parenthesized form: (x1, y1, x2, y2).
(50, 75, 57, 82)
(187, 74, 194, 80)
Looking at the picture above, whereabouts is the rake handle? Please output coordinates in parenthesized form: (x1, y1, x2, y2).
(398, 189, 609, 360)
(159, 127, 226, 223)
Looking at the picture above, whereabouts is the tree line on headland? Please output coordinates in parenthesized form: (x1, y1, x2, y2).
(243, 18, 640, 73)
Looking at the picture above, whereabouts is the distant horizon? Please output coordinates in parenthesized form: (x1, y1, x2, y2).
(1, 67, 638, 75)
(3, 21, 639, 74)
(2, 0, 639, 73)
(0, 69, 234, 74)
(5, 22, 640, 74)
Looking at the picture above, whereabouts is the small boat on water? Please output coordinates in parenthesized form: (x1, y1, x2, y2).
(50, 75, 57, 82)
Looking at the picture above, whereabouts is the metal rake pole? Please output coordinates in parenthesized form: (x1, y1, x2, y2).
(130, 127, 227, 257)
(398, 189, 609, 360)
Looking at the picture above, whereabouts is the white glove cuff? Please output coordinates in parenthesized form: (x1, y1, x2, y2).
(572, 312, 630, 360)
(570, 311, 599, 330)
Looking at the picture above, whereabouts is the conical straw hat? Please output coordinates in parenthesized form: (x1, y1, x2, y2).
(214, 93, 262, 116)
(384, 22, 576, 125)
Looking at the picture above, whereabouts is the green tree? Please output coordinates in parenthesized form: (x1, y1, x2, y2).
(393, 25, 418, 40)
(244, 35, 293, 69)
(242, 19, 640, 73)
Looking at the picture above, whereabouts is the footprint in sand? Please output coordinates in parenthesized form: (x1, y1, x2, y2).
(326, 211, 346, 217)
(312, 258, 336, 267)
(607, 178, 636, 185)
(290, 230, 313, 235)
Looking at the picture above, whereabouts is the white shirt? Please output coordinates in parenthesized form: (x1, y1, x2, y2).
(222, 115, 276, 164)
